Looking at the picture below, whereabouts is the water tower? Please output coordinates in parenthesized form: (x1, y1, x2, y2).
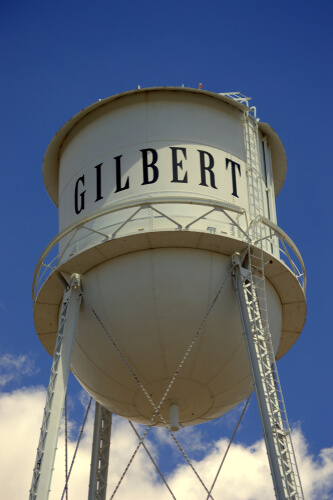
(30, 87, 306, 499)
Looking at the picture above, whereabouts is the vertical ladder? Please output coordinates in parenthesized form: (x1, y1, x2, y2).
(233, 251, 304, 499)
(29, 274, 82, 500)
(239, 114, 304, 499)
(243, 112, 263, 239)
(243, 112, 272, 253)
(88, 403, 112, 500)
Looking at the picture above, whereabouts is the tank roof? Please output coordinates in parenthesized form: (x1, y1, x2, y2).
(42, 86, 287, 206)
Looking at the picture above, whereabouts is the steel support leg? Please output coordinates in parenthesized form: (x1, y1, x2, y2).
(88, 403, 112, 500)
(232, 253, 303, 499)
(29, 274, 82, 500)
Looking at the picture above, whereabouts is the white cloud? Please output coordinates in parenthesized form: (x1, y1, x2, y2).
(0, 386, 332, 499)
(0, 353, 38, 387)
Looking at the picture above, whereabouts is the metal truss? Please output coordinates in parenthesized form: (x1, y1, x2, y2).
(238, 110, 304, 498)
(29, 274, 82, 500)
(233, 251, 304, 499)
(88, 403, 112, 500)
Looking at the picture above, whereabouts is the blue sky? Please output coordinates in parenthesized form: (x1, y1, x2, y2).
(1, 1, 333, 498)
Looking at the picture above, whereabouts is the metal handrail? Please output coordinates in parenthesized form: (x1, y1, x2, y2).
(32, 197, 245, 298)
(261, 216, 307, 293)
(32, 198, 306, 301)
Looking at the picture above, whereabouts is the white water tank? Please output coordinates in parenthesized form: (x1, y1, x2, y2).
(33, 87, 306, 427)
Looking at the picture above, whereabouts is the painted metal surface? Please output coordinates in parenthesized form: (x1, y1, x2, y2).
(50, 90, 279, 258)
(30, 275, 82, 500)
(33, 87, 306, 428)
(88, 403, 112, 500)
(72, 248, 282, 425)
(233, 252, 304, 499)
(42, 88, 286, 206)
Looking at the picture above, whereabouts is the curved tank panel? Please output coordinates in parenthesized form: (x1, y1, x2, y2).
(34, 87, 306, 429)
(70, 248, 282, 426)
(56, 90, 251, 260)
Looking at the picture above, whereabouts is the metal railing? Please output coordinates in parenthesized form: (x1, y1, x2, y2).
(219, 92, 252, 107)
(32, 197, 306, 302)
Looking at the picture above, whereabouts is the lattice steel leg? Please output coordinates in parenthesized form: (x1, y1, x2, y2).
(29, 274, 82, 500)
(88, 403, 112, 500)
(232, 253, 303, 500)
